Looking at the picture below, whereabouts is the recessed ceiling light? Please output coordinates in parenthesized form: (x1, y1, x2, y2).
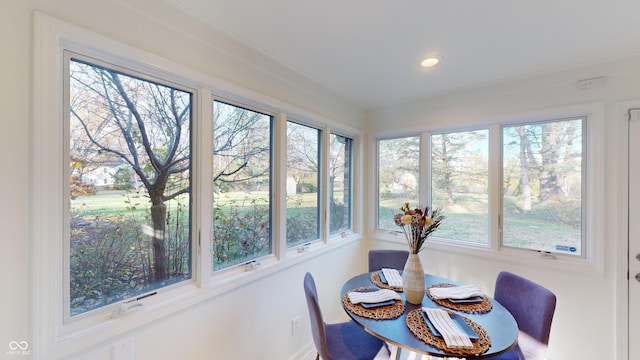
(421, 56, 441, 67)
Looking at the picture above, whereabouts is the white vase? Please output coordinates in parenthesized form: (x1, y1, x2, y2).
(403, 253, 425, 305)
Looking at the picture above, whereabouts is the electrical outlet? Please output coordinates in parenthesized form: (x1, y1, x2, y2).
(291, 316, 300, 336)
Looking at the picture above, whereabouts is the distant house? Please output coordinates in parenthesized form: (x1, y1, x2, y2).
(81, 163, 141, 191)
(81, 165, 116, 190)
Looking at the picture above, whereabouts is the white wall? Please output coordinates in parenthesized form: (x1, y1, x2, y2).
(366, 54, 640, 359)
(1, 1, 32, 358)
(1, 1, 367, 359)
(61, 245, 368, 360)
(3, 0, 639, 359)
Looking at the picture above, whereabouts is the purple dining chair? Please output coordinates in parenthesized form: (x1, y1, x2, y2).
(368, 249, 410, 272)
(303, 272, 386, 360)
(367, 249, 408, 358)
(486, 271, 557, 360)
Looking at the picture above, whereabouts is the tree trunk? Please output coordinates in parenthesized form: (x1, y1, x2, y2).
(517, 127, 532, 213)
(440, 136, 454, 205)
(150, 203, 168, 282)
(539, 124, 563, 201)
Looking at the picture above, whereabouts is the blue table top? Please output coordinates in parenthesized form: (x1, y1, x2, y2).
(341, 272, 518, 358)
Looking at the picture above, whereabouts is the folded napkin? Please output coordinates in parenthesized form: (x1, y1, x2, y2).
(423, 307, 473, 348)
(347, 289, 401, 304)
(381, 268, 403, 288)
(429, 284, 483, 300)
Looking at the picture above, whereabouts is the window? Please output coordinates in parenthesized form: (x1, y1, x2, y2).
(212, 101, 273, 270)
(34, 15, 364, 355)
(431, 130, 489, 244)
(502, 118, 583, 255)
(67, 56, 193, 317)
(377, 136, 420, 230)
(286, 121, 321, 247)
(374, 109, 600, 267)
(329, 133, 353, 235)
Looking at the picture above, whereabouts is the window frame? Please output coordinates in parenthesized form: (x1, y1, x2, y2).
(32, 13, 363, 358)
(328, 131, 355, 236)
(429, 127, 491, 247)
(284, 119, 323, 248)
(211, 98, 276, 272)
(376, 134, 422, 231)
(370, 104, 605, 274)
(500, 117, 586, 256)
(64, 52, 199, 321)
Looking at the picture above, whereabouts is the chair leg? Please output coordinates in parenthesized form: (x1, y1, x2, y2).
(388, 344, 400, 360)
(405, 352, 431, 360)
(387, 344, 397, 359)
(315, 353, 319, 360)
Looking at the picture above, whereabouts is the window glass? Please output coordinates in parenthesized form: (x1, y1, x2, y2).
(431, 130, 489, 244)
(212, 101, 272, 270)
(286, 121, 321, 247)
(377, 136, 420, 230)
(329, 133, 352, 234)
(502, 118, 583, 255)
(68, 58, 192, 316)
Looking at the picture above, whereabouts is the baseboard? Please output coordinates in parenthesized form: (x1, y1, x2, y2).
(288, 341, 316, 360)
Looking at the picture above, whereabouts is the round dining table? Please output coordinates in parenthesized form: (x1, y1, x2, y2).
(341, 272, 518, 359)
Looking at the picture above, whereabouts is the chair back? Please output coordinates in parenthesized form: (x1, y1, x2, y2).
(368, 249, 410, 272)
(303, 272, 330, 360)
(494, 271, 556, 359)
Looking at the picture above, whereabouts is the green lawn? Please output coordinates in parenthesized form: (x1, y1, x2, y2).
(71, 190, 150, 217)
(379, 193, 581, 254)
(72, 190, 582, 255)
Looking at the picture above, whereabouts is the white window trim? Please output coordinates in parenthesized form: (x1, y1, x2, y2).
(327, 131, 357, 239)
(62, 49, 203, 324)
(32, 12, 363, 358)
(369, 102, 605, 275)
(284, 117, 326, 248)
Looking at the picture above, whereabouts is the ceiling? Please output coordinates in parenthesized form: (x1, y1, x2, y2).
(165, 0, 640, 110)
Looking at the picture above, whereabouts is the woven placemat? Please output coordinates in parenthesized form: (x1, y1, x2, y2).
(342, 286, 405, 320)
(370, 271, 403, 292)
(406, 308, 491, 357)
(426, 283, 493, 314)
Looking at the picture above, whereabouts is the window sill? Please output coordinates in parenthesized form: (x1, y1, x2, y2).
(370, 230, 603, 276)
(48, 233, 362, 358)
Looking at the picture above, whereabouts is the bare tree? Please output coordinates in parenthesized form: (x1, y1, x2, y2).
(539, 122, 577, 201)
(286, 122, 319, 193)
(378, 136, 420, 199)
(329, 134, 351, 232)
(431, 131, 488, 205)
(516, 126, 534, 213)
(508, 120, 582, 212)
(70, 60, 191, 282)
(435, 134, 455, 204)
(213, 102, 271, 190)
